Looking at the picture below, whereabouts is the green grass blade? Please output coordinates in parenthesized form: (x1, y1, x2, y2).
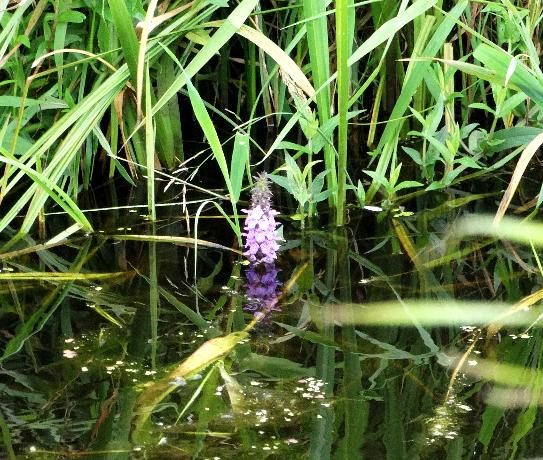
(158, 286, 209, 329)
(186, 76, 233, 199)
(321, 300, 539, 327)
(0, 152, 93, 231)
(155, 54, 183, 166)
(145, 64, 156, 221)
(0, 272, 126, 281)
(108, 234, 238, 253)
(335, 0, 349, 224)
(348, 0, 436, 66)
(136, 0, 159, 118)
(230, 131, 249, 204)
(108, 0, 139, 83)
(473, 43, 543, 107)
(0, 0, 32, 66)
(0, 68, 128, 234)
(133, 331, 248, 437)
(456, 215, 543, 247)
(152, 0, 259, 117)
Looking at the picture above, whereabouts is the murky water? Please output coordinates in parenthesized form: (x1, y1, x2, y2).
(2, 186, 543, 459)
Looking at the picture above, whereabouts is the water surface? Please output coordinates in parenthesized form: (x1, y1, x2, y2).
(1, 187, 542, 459)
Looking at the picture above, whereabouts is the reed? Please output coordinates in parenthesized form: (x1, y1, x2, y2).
(0, 1, 542, 237)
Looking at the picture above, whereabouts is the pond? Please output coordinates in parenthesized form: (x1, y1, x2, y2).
(1, 183, 543, 459)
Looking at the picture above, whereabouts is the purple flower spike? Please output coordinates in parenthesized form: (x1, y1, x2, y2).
(242, 173, 282, 264)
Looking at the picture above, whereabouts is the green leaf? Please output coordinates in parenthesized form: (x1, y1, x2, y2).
(474, 43, 543, 108)
(455, 156, 482, 169)
(230, 132, 249, 203)
(402, 146, 423, 165)
(390, 163, 402, 188)
(276, 322, 340, 347)
(355, 180, 366, 206)
(158, 287, 209, 330)
(393, 180, 423, 192)
(469, 102, 496, 114)
(479, 406, 505, 450)
(485, 127, 543, 153)
(313, 190, 332, 203)
(0, 95, 67, 110)
(267, 173, 292, 195)
(196, 254, 223, 294)
(284, 152, 302, 180)
(425, 180, 447, 191)
(277, 141, 311, 154)
(57, 10, 86, 22)
(16, 34, 30, 48)
(312, 169, 328, 195)
(349, 0, 437, 66)
(133, 331, 248, 437)
(498, 93, 527, 118)
(108, 0, 140, 83)
(290, 213, 305, 221)
(186, 76, 233, 199)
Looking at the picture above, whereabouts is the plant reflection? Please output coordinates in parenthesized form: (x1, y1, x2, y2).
(244, 262, 281, 321)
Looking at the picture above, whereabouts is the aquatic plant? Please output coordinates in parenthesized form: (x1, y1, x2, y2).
(5, 1, 543, 458)
(242, 173, 282, 264)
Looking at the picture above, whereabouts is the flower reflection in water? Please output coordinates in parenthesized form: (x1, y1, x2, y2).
(244, 262, 281, 321)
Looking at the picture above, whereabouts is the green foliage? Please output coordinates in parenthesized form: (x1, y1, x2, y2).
(269, 153, 330, 222)
(3, 0, 543, 232)
(364, 163, 422, 202)
(5, 3, 543, 455)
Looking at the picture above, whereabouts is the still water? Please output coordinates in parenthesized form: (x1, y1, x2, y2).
(1, 186, 543, 459)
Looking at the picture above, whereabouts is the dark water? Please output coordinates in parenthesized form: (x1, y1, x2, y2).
(1, 186, 543, 459)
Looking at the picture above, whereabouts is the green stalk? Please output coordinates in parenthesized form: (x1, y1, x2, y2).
(443, 42, 455, 175)
(335, 0, 349, 225)
(0, 409, 16, 460)
(302, 0, 336, 208)
(337, 230, 366, 458)
(149, 224, 158, 369)
(246, 41, 257, 114)
(255, 5, 274, 127)
(310, 242, 337, 459)
(145, 65, 156, 221)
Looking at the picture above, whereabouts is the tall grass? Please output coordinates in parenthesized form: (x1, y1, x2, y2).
(1, 1, 543, 233)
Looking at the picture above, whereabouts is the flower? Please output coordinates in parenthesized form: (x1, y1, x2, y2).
(242, 173, 282, 264)
(244, 262, 281, 319)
